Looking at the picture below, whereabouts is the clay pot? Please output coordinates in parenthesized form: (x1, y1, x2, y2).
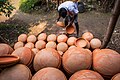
(24, 42, 34, 49)
(0, 43, 13, 56)
(14, 41, 24, 49)
(0, 55, 20, 68)
(57, 42, 68, 52)
(33, 48, 61, 71)
(27, 35, 37, 43)
(68, 45, 76, 50)
(82, 32, 94, 41)
(58, 51, 64, 56)
(67, 37, 77, 46)
(32, 48, 39, 55)
(37, 33, 47, 41)
(18, 34, 27, 42)
(90, 38, 102, 49)
(35, 40, 46, 50)
(47, 34, 57, 42)
(57, 34, 68, 43)
(32, 67, 67, 80)
(12, 47, 34, 66)
(93, 49, 120, 78)
(66, 25, 75, 34)
(62, 47, 92, 74)
(75, 38, 90, 48)
(111, 73, 120, 80)
(69, 70, 104, 80)
(0, 64, 32, 80)
(46, 41, 57, 49)
(56, 21, 65, 28)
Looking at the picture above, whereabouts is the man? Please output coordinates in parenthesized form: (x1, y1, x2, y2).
(57, 0, 79, 37)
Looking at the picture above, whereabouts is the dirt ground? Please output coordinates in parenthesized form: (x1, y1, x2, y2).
(0, 9, 120, 53)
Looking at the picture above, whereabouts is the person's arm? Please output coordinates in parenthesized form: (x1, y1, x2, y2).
(66, 12, 75, 27)
(57, 14, 61, 22)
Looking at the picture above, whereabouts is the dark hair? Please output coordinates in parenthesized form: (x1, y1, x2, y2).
(59, 8, 67, 18)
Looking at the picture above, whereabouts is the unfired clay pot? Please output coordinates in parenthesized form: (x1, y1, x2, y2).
(0, 43, 13, 56)
(18, 34, 27, 42)
(57, 34, 68, 43)
(12, 47, 34, 66)
(82, 31, 94, 41)
(27, 35, 37, 43)
(75, 38, 90, 48)
(37, 33, 47, 41)
(0, 55, 20, 68)
(62, 47, 92, 74)
(67, 37, 77, 46)
(69, 70, 104, 80)
(0, 64, 32, 80)
(93, 49, 120, 78)
(57, 42, 68, 52)
(56, 21, 65, 28)
(47, 34, 57, 42)
(14, 41, 24, 49)
(35, 40, 46, 50)
(111, 73, 120, 80)
(46, 41, 57, 49)
(32, 67, 67, 80)
(66, 25, 75, 34)
(33, 48, 61, 71)
(90, 38, 102, 49)
(24, 42, 34, 49)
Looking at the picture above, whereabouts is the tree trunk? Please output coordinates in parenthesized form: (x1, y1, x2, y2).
(101, 0, 120, 48)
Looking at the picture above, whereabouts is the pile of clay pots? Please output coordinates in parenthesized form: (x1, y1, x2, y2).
(0, 31, 120, 80)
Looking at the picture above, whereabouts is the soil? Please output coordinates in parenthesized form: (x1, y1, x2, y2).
(0, 9, 120, 53)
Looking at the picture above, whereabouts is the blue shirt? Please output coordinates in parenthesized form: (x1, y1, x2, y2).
(58, 1, 79, 15)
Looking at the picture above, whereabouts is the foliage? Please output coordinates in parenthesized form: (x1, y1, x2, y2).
(19, 0, 44, 12)
(0, 0, 15, 17)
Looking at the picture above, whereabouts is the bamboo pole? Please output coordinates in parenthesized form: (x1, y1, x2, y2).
(101, 0, 120, 48)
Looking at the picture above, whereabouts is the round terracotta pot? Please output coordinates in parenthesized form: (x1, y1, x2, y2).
(62, 47, 92, 74)
(0, 43, 13, 56)
(57, 34, 68, 43)
(12, 47, 34, 66)
(90, 38, 102, 49)
(0, 55, 20, 68)
(37, 33, 47, 41)
(57, 42, 68, 52)
(93, 49, 120, 78)
(82, 31, 94, 41)
(58, 51, 64, 56)
(32, 67, 67, 80)
(47, 34, 57, 42)
(56, 21, 65, 28)
(67, 37, 77, 46)
(35, 40, 46, 50)
(75, 38, 89, 48)
(111, 73, 120, 80)
(18, 34, 27, 42)
(14, 41, 24, 49)
(32, 48, 39, 55)
(27, 35, 37, 43)
(68, 45, 76, 50)
(69, 70, 104, 80)
(24, 42, 34, 49)
(46, 41, 57, 49)
(33, 48, 61, 71)
(66, 25, 75, 34)
(0, 64, 32, 80)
